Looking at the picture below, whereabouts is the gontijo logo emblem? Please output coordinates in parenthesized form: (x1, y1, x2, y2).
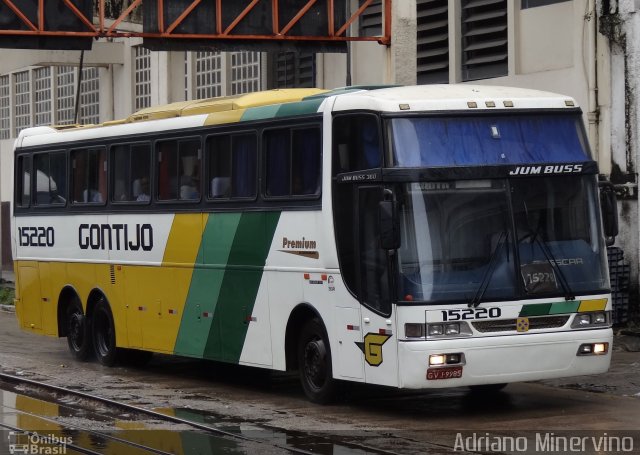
(356, 332, 392, 366)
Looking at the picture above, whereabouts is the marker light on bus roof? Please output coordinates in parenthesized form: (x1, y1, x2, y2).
(503, 100, 514, 107)
(399, 104, 410, 110)
(467, 101, 478, 108)
(485, 101, 496, 108)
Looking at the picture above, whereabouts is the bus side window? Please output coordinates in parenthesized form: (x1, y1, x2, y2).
(264, 125, 321, 198)
(111, 143, 151, 203)
(71, 148, 107, 205)
(332, 114, 381, 174)
(157, 138, 201, 201)
(207, 133, 256, 200)
(15, 155, 31, 208)
(34, 152, 67, 206)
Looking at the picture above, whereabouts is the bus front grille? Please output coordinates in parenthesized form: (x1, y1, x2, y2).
(472, 315, 571, 333)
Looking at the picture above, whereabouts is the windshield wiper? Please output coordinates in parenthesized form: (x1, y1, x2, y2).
(469, 230, 508, 308)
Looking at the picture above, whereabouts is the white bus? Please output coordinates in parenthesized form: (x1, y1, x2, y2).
(12, 85, 617, 402)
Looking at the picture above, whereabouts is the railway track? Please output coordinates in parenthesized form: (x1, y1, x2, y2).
(0, 371, 400, 455)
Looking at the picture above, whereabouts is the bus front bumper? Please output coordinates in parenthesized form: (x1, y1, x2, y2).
(398, 328, 613, 389)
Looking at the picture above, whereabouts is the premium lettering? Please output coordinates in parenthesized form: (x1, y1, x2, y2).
(79, 223, 153, 251)
(282, 237, 317, 250)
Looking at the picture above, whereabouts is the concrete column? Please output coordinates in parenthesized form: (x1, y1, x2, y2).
(390, 0, 417, 85)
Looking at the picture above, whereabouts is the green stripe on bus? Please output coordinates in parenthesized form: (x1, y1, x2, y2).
(202, 211, 280, 362)
(174, 213, 241, 358)
(549, 301, 581, 314)
(519, 303, 552, 317)
(241, 99, 322, 122)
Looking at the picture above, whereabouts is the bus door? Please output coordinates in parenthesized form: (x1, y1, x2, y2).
(357, 186, 399, 387)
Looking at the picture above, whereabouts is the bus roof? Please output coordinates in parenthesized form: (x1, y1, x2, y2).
(331, 84, 580, 113)
(15, 85, 579, 150)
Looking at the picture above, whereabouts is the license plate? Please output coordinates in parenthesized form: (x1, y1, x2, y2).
(427, 366, 463, 380)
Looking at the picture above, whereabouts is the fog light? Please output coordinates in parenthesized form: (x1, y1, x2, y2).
(445, 323, 460, 335)
(429, 354, 446, 366)
(593, 343, 608, 354)
(577, 343, 609, 356)
(405, 323, 425, 338)
(578, 344, 593, 355)
(446, 353, 462, 364)
(429, 324, 444, 336)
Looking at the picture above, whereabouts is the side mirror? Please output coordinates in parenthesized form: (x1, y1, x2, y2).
(599, 180, 619, 246)
(379, 200, 400, 250)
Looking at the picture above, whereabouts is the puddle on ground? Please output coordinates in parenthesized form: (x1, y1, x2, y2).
(0, 386, 384, 454)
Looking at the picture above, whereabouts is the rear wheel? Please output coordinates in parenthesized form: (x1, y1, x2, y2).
(66, 299, 92, 361)
(92, 299, 118, 366)
(298, 318, 337, 404)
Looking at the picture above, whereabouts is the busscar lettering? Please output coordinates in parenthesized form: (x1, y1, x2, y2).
(79, 224, 153, 251)
(509, 164, 583, 176)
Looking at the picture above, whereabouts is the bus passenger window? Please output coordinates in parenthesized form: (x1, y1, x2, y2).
(264, 126, 321, 198)
(157, 138, 201, 202)
(206, 133, 257, 200)
(34, 152, 67, 206)
(71, 148, 107, 204)
(15, 156, 31, 208)
(332, 114, 381, 175)
(112, 143, 151, 203)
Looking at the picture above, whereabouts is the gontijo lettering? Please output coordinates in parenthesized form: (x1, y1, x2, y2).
(79, 223, 153, 251)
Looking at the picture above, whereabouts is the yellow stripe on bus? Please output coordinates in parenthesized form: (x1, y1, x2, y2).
(578, 299, 608, 312)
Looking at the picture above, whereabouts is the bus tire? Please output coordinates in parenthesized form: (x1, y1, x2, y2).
(297, 318, 337, 404)
(66, 300, 92, 361)
(92, 299, 118, 367)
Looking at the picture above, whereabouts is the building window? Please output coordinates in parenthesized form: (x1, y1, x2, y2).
(80, 67, 100, 124)
(230, 51, 260, 95)
(14, 71, 31, 136)
(521, 0, 570, 8)
(269, 52, 316, 88)
(359, 0, 383, 37)
(0, 75, 10, 140)
(34, 67, 52, 127)
(134, 45, 151, 110)
(57, 66, 76, 125)
(195, 51, 222, 99)
(417, 0, 449, 84)
(461, 0, 508, 81)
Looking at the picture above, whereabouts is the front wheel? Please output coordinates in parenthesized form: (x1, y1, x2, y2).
(92, 299, 118, 366)
(298, 318, 337, 404)
(66, 300, 92, 361)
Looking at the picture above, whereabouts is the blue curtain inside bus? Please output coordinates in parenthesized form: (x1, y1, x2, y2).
(391, 115, 590, 167)
(232, 135, 256, 198)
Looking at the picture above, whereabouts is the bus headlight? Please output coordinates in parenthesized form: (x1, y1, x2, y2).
(427, 322, 472, 338)
(445, 323, 460, 335)
(571, 311, 611, 329)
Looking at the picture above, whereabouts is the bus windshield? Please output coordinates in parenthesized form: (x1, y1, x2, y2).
(396, 176, 609, 303)
(389, 114, 591, 167)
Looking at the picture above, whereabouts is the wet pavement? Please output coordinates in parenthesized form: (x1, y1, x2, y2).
(0, 310, 639, 454)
